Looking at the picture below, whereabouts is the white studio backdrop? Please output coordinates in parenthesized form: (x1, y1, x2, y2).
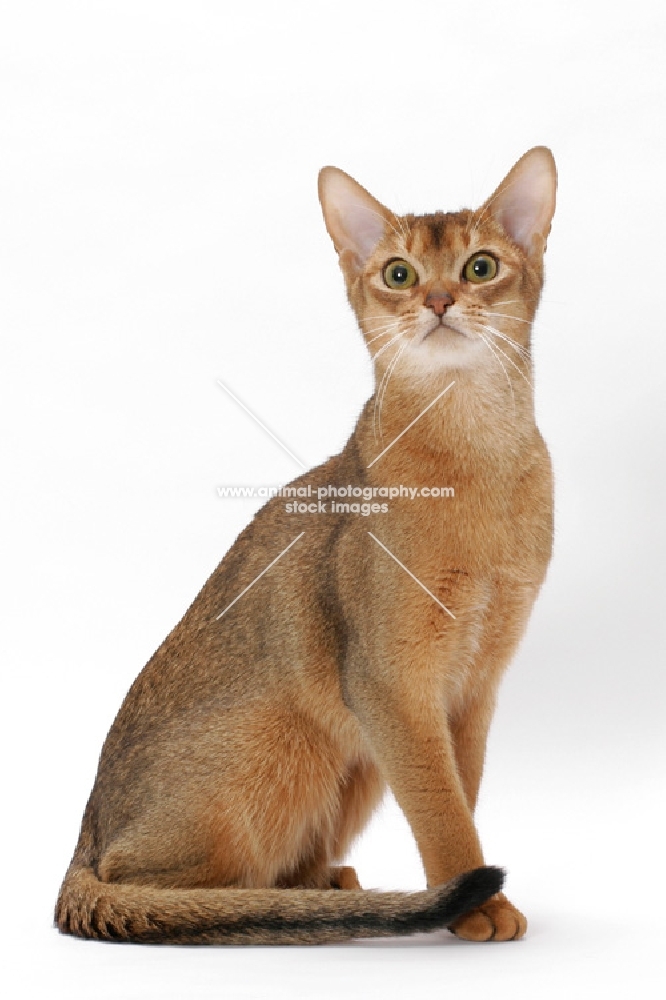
(1, 2, 664, 998)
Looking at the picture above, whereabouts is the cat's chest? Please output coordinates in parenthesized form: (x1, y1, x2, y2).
(382, 464, 551, 573)
(417, 426, 549, 558)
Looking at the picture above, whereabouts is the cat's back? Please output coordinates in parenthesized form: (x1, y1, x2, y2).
(96, 446, 361, 760)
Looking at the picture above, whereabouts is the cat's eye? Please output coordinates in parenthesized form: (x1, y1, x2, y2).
(383, 259, 418, 290)
(463, 253, 498, 284)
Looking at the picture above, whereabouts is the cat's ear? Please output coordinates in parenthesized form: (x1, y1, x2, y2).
(482, 147, 557, 257)
(318, 167, 393, 269)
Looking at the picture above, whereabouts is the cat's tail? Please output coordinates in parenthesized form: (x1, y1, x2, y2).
(55, 862, 503, 945)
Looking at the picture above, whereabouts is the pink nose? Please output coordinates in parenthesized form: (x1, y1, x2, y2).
(425, 291, 454, 316)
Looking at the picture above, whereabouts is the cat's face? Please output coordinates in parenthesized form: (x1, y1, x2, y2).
(349, 209, 541, 379)
(319, 148, 556, 388)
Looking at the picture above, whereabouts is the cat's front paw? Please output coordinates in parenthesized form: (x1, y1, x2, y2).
(449, 892, 527, 941)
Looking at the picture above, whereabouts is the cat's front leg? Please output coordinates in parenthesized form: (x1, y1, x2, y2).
(449, 892, 526, 941)
(449, 688, 497, 814)
(344, 663, 525, 941)
(447, 694, 527, 940)
(344, 661, 484, 884)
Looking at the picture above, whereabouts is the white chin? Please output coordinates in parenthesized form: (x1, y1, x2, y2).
(405, 328, 482, 369)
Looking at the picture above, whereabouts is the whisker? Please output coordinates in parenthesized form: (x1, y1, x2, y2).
(465, 207, 484, 240)
(363, 315, 406, 327)
(480, 326, 533, 388)
(375, 336, 411, 442)
(364, 320, 405, 346)
(396, 214, 411, 242)
(373, 338, 401, 440)
(366, 326, 402, 346)
(372, 329, 404, 364)
(373, 330, 410, 442)
(373, 356, 392, 442)
(485, 311, 532, 326)
(362, 317, 406, 334)
(479, 323, 531, 362)
(477, 331, 516, 411)
(362, 312, 404, 323)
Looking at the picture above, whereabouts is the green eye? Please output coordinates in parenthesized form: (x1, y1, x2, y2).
(383, 259, 418, 289)
(463, 253, 498, 283)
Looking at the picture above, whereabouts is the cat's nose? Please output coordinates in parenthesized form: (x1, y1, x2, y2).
(425, 291, 454, 316)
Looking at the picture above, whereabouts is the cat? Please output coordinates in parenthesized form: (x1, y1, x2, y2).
(55, 146, 556, 945)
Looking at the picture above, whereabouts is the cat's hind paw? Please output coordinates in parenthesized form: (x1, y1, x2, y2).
(329, 865, 362, 890)
(449, 893, 527, 941)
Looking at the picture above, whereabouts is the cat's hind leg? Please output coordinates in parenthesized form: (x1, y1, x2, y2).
(276, 756, 384, 890)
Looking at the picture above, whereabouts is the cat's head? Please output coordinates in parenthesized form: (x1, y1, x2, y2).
(318, 148, 556, 388)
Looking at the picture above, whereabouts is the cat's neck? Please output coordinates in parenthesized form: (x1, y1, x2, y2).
(352, 367, 537, 485)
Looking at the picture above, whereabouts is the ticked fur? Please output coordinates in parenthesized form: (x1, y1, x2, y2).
(56, 148, 556, 944)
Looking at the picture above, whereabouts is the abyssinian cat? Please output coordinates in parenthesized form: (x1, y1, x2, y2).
(56, 147, 556, 945)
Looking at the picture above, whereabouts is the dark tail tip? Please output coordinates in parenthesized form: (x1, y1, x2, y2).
(442, 866, 505, 925)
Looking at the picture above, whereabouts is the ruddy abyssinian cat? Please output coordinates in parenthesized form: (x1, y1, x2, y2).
(56, 147, 556, 945)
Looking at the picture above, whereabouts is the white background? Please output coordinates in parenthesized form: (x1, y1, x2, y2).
(1, 2, 665, 997)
